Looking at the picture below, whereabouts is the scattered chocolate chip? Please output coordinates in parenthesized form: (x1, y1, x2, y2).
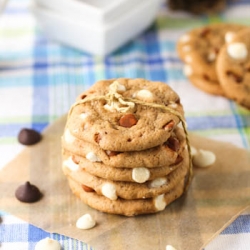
(18, 128, 42, 145)
(119, 114, 137, 128)
(165, 137, 180, 152)
(82, 184, 95, 192)
(15, 181, 42, 203)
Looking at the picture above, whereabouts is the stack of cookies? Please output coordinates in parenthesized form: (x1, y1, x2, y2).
(62, 78, 191, 216)
(177, 23, 250, 109)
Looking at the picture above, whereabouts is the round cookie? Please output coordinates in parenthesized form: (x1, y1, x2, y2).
(66, 78, 184, 151)
(63, 148, 189, 200)
(62, 148, 185, 182)
(62, 126, 186, 169)
(67, 177, 185, 216)
(184, 71, 225, 96)
(177, 23, 246, 83)
(216, 28, 250, 109)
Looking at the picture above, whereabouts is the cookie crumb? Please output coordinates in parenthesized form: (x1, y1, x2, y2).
(76, 214, 96, 230)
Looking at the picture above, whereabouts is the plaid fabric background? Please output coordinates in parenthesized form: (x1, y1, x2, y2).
(0, 0, 250, 249)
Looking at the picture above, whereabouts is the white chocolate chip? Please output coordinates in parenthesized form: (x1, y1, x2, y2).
(183, 64, 193, 76)
(168, 101, 178, 109)
(132, 167, 150, 183)
(86, 152, 101, 162)
(64, 129, 75, 144)
(149, 177, 167, 188)
(101, 183, 117, 200)
(190, 146, 197, 157)
(166, 245, 177, 250)
(154, 194, 166, 211)
(192, 149, 216, 167)
(76, 214, 96, 230)
(116, 83, 126, 93)
(227, 42, 248, 60)
(136, 89, 154, 101)
(225, 31, 235, 43)
(184, 55, 192, 63)
(63, 157, 79, 171)
(79, 113, 88, 120)
(35, 237, 61, 250)
(180, 34, 190, 43)
(182, 45, 191, 52)
(207, 51, 216, 62)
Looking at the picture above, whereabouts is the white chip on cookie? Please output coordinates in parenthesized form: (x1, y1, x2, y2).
(101, 183, 117, 200)
(207, 51, 216, 62)
(225, 31, 235, 43)
(136, 89, 154, 101)
(64, 128, 75, 144)
(149, 177, 167, 188)
(63, 156, 79, 171)
(79, 113, 88, 120)
(35, 237, 61, 250)
(76, 214, 96, 230)
(183, 64, 193, 76)
(192, 149, 216, 167)
(154, 194, 166, 211)
(86, 152, 101, 162)
(180, 34, 191, 43)
(227, 42, 248, 60)
(116, 83, 126, 93)
(184, 55, 192, 63)
(182, 45, 191, 52)
(132, 167, 150, 183)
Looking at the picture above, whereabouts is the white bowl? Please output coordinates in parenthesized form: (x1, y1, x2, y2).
(34, 0, 143, 26)
(31, 0, 162, 55)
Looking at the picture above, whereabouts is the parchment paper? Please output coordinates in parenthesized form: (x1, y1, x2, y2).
(0, 115, 250, 250)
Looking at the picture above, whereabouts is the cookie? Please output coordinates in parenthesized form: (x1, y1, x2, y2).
(67, 177, 185, 216)
(184, 71, 225, 96)
(62, 78, 192, 216)
(66, 78, 184, 151)
(216, 28, 250, 109)
(62, 126, 186, 169)
(63, 149, 189, 200)
(177, 23, 246, 93)
(62, 148, 186, 182)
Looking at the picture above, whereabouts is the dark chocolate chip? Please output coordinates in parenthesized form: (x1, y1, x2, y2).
(226, 71, 243, 83)
(15, 181, 42, 203)
(165, 137, 180, 152)
(18, 128, 42, 145)
(82, 184, 95, 193)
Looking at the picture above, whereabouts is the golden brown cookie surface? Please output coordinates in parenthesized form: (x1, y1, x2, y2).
(216, 28, 250, 109)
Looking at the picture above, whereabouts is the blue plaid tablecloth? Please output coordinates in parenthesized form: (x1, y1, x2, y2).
(0, 0, 250, 249)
